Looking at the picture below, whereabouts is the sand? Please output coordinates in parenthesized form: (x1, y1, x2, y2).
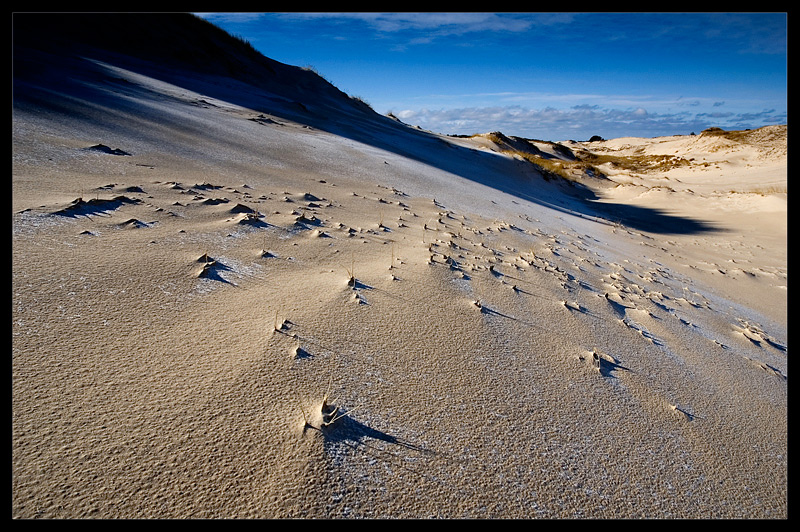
(12, 14, 786, 519)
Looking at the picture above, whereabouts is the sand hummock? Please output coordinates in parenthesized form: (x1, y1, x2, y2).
(12, 14, 786, 519)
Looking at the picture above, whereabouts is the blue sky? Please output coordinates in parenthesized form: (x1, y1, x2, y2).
(196, 12, 787, 141)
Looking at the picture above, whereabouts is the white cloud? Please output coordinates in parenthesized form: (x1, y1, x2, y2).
(272, 12, 574, 35)
(393, 104, 785, 141)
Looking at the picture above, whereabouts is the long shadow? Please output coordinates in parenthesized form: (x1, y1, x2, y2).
(14, 13, 719, 236)
(320, 412, 431, 455)
(195, 257, 236, 285)
(312, 414, 444, 486)
(597, 356, 632, 379)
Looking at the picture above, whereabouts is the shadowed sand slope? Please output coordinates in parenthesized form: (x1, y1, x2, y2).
(13, 13, 786, 519)
(13, 12, 718, 236)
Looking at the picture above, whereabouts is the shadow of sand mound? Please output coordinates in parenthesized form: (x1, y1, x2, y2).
(586, 200, 721, 235)
(229, 203, 257, 214)
(581, 349, 632, 379)
(117, 218, 150, 229)
(596, 353, 631, 379)
(293, 212, 323, 228)
(230, 212, 268, 227)
(301, 192, 323, 202)
(248, 113, 283, 126)
(192, 183, 223, 191)
(198, 197, 229, 206)
(53, 195, 141, 217)
(227, 204, 269, 226)
(193, 253, 234, 282)
(82, 143, 131, 156)
(309, 408, 429, 456)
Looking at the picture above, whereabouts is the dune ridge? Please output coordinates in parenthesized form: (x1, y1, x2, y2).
(12, 13, 786, 519)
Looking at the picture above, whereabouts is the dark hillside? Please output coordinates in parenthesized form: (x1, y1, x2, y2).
(14, 13, 282, 84)
(12, 12, 374, 127)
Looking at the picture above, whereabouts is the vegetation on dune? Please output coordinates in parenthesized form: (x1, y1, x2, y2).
(699, 126, 753, 141)
(475, 131, 699, 181)
(465, 125, 785, 183)
(575, 151, 693, 173)
(513, 151, 605, 183)
(475, 132, 607, 183)
(700, 126, 787, 156)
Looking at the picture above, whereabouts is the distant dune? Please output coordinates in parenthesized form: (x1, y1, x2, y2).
(13, 13, 786, 519)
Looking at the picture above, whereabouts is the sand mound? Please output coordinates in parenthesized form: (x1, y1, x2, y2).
(83, 143, 132, 156)
(229, 203, 257, 214)
(53, 195, 141, 217)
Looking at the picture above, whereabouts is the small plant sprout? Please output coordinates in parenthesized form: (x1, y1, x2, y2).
(273, 309, 289, 333)
(300, 379, 359, 433)
(345, 258, 356, 287)
(422, 218, 434, 244)
(668, 402, 694, 421)
(297, 398, 310, 428)
(323, 398, 361, 427)
(320, 394, 344, 426)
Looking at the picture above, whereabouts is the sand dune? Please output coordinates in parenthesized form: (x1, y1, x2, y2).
(12, 13, 786, 519)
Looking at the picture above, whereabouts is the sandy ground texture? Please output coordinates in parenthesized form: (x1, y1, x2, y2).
(13, 15, 786, 519)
